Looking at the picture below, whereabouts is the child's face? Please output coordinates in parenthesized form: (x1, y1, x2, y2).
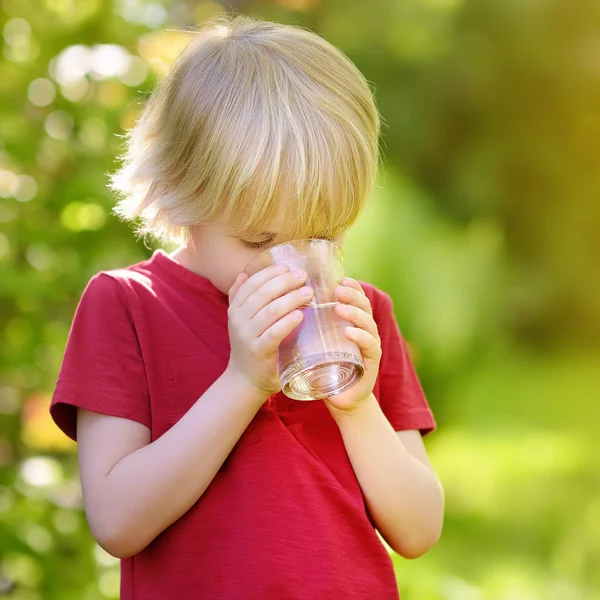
(187, 223, 344, 295)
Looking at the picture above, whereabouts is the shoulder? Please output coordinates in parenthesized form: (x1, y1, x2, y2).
(68, 257, 162, 339)
(70, 258, 158, 328)
(81, 256, 156, 304)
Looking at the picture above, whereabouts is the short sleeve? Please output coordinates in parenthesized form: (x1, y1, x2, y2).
(50, 273, 151, 441)
(369, 286, 436, 436)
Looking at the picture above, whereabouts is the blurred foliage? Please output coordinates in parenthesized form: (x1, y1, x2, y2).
(0, 0, 599, 598)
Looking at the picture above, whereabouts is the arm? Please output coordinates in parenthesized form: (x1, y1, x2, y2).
(77, 371, 266, 559)
(78, 263, 314, 559)
(328, 279, 443, 558)
(333, 398, 444, 558)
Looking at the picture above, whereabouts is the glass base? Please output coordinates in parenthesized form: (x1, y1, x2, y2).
(281, 351, 364, 401)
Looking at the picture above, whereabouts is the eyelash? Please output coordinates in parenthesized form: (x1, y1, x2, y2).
(240, 239, 273, 250)
(240, 235, 333, 250)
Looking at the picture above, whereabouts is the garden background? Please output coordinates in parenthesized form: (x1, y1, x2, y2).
(0, 0, 599, 598)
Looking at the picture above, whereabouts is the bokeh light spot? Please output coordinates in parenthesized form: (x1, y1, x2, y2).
(26, 244, 54, 271)
(44, 110, 74, 140)
(28, 78, 55, 107)
(3, 17, 31, 44)
(52, 44, 91, 85)
(119, 0, 168, 28)
(61, 201, 106, 231)
(3, 17, 39, 63)
(119, 55, 149, 87)
(20, 456, 62, 487)
(45, 0, 71, 13)
(0, 169, 19, 197)
(90, 44, 131, 79)
(15, 175, 38, 202)
(21, 524, 54, 554)
(60, 77, 90, 102)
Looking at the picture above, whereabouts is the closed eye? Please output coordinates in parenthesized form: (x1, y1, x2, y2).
(239, 235, 333, 249)
(239, 238, 274, 250)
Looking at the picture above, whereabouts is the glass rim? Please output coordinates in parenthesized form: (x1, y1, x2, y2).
(244, 238, 343, 275)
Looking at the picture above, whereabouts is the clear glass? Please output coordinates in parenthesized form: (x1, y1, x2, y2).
(244, 239, 364, 401)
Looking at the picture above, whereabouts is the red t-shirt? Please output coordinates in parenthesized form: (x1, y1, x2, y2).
(51, 249, 435, 600)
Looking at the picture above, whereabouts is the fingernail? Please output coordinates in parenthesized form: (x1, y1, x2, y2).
(276, 264, 288, 273)
(294, 269, 306, 279)
(302, 286, 313, 296)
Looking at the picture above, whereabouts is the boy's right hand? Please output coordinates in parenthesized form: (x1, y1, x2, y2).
(225, 264, 313, 401)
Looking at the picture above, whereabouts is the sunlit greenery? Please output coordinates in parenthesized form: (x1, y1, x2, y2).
(1, 1, 598, 599)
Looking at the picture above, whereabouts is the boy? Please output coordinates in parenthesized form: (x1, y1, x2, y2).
(51, 14, 443, 599)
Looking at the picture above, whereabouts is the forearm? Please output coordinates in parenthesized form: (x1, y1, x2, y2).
(91, 370, 266, 557)
(333, 394, 444, 558)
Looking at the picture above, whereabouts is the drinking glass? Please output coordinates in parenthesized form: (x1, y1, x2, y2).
(244, 239, 364, 401)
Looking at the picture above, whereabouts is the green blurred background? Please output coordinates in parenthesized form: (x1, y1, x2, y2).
(1, 0, 599, 598)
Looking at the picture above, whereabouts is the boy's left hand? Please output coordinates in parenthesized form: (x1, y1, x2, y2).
(325, 278, 381, 416)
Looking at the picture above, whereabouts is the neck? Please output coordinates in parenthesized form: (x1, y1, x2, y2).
(170, 245, 206, 279)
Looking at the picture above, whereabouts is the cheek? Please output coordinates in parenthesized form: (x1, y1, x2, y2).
(209, 265, 240, 293)
(230, 249, 260, 278)
(209, 254, 251, 294)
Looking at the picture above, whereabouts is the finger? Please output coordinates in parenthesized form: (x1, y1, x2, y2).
(255, 309, 304, 355)
(232, 264, 289, 308)
(251, 286, 314, 337)
(335, 304, 380, 342)
(344, 326, 381, 362)
(341, 277, 365, 295)
(228, 273, 248, 305)
(241, 269, 307, 319)
(335, 285, 372, 315)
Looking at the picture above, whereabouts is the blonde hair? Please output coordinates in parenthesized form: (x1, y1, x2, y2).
(111, 14, 381, 244)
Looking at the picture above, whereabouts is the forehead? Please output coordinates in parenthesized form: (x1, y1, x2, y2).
(218, 193, 342, 243)
(227, 208, 287, 240)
